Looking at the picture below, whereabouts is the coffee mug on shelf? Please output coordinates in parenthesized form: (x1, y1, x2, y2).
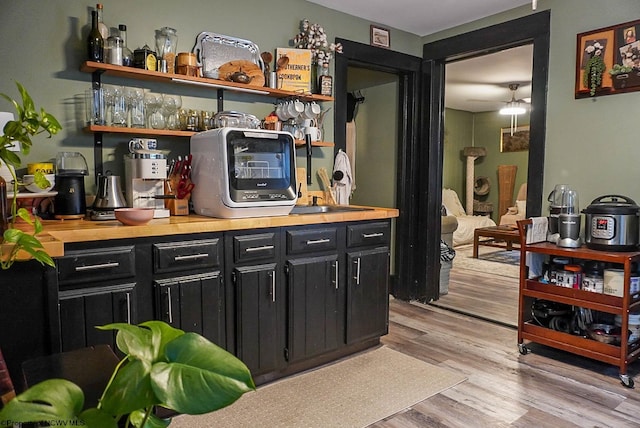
(128, 138, 158, 153)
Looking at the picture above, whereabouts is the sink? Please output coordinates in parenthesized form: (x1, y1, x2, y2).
(290, 205, 373, 215)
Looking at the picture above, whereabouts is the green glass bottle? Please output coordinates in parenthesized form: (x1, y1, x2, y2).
(87, 10, 104, 62)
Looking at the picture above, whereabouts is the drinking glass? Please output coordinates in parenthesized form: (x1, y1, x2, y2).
(102, 84, 114, 125)
(125, 86, 145, 128)
(144, 92, 164, 129)
(162, 94, 182, 130)
(84, 87, 105, 125)
(111, 85, 127, 127)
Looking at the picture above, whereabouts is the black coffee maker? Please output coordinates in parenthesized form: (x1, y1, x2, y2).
(54, 152, 89, 219)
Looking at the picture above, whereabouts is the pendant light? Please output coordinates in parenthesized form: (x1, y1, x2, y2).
(499, 83, 526, 136)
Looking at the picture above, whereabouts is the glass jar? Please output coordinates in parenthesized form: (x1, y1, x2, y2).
(155, 27, 178, 74)
(105, 34, 123, 65)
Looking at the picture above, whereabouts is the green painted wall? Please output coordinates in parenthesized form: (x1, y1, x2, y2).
(0, 0, 421, 195)
(443, 108, 472, 193)
(426, 0, 640, 214)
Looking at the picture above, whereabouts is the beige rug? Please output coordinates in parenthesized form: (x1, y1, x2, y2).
(171, 346, 466, 428)
(453, 244, 520, 278)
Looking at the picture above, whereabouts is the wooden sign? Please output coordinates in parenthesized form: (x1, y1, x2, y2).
(275, 48, 312, 93)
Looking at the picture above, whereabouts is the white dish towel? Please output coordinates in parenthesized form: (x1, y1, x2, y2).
(333, 149, 353, 205)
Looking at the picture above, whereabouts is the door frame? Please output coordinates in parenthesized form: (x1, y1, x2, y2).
(419, 11, 551, 302)
(334, 39, 421, 300)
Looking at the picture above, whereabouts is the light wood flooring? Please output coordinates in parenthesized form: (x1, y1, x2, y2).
(431, 268, 519, 327)
(374, 298, 640, 427)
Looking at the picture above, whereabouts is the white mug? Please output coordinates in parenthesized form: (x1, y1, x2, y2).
(129, 138, 157, 152)
(305, 126, 321, 142)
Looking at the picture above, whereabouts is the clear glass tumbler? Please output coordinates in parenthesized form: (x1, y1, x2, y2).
(111, 85, 127, 127)
(84, 87, 105, 126)
(125, 87, 145, 128)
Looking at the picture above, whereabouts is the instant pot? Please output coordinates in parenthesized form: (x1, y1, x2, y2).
(582, 195, 640, 251)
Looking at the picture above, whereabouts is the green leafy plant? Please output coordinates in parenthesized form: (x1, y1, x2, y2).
(0, 321, 255, 427)
(582, 41, 607, 96)
(0, 81, 61, 269)
(609, 63, 634, 76)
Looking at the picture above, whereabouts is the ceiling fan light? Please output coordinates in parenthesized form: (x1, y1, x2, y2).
(499, 103, 526, 115)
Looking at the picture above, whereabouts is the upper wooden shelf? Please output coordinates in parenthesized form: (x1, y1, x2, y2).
(80, 61, 334, 102)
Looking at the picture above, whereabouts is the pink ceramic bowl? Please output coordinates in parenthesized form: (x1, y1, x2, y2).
(114, 208, 154, 226)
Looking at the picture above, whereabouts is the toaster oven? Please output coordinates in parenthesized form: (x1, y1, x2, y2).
(190, 127, 297, 218)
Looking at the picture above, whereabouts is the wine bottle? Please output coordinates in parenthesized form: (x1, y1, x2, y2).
(87, 10, 104, 62)
(96, 3, 109, 40)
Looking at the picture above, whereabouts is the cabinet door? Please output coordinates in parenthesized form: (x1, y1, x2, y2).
(286, 255, 342, 362)
(59, 283, 137, 352)
(346, 247, 390, 344)
(233, 263, 285, 375)
(154, 272, 225, 347)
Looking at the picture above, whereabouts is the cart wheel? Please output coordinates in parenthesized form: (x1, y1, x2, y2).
(620, 374, 635, 388)
(518, 343, 528, 355)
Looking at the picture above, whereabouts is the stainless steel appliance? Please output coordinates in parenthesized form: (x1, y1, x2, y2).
(583, 195, 640, 251)
(124, 152, 170, 218)
(190, 128, 297, 218)
(90, 175, 128, 220)
(54, 152, 89, 219)
(557, 188, 581, 248)
(547, 184, 570, 243)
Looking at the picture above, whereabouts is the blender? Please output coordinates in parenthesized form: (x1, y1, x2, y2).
(557, 188, 582, 248)
(54, 152, 89, 219)
(547, 184, 569, 243)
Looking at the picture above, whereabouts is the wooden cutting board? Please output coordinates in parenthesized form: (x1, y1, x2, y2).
(296, 167, 309, 205)
(218, 60, 265, 87)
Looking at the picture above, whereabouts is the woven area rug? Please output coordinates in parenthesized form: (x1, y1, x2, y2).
(171, 346, 466, 428)
(453, 244, 520, 278)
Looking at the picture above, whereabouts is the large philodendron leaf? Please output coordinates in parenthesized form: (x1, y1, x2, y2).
(99, 358, 158, 417)
(0, 379, 83, 423)
(139, 320, 185, 362)
(150, 333, 255, 414)
(98, 323, 155, 362)
(79, 408, 119, 428)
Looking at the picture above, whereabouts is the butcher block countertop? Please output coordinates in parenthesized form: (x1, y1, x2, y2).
(23, 206, 398, 257)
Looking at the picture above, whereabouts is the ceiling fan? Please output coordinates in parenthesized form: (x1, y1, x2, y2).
(499, 83, 529, 135)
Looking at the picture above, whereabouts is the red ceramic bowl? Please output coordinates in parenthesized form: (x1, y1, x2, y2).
(114, 208, 154, 226)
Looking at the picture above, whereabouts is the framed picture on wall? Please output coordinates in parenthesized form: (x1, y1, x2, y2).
(370, 26, 390, 48)
(500, 125, 530, 152)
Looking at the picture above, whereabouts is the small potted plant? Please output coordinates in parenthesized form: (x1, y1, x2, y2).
(0, 320, 255, 427)
(0, 81, 61, 269)
(583, 41, 607, 96)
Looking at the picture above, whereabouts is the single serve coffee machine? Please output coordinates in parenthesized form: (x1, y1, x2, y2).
(124, 139, 169, 218)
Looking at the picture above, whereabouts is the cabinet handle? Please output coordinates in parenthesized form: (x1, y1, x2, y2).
(354, 258, 361, 285)
(174, 253, 209, 261)
(167, 287, 173, 324)
(74, 261, 119, 271)
(245, 245, 274, 253)
(271, 271, 276, 303)
(334, 260, 339, 290)
(306, 238, 330, 245)
(362, 232, 383, 239)
(125, 292, 131, 324)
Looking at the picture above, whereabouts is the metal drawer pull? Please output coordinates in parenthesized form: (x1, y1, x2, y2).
(167, 287, 173, 324)
(362, 232, 384, 239)
(272, 271, 276, 303)
(74, 261, 120, 272)
(245, 245, 275, 252)
(356, 258, 361, 285)
(174, 253, 209, 261)
(335, 260, 339, 290)
(306, 238, 331, 245)
(126, 292, 131, 324)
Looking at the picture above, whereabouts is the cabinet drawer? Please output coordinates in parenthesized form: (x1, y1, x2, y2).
(286, 227, 338, 255)
(347, 222, 390, 248)
(58, 246, 135, 285)
(233, 232, 277, 263)
(153, 238, 221, 274)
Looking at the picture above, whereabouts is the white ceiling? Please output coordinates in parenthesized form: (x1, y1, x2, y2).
(307, 0, 532, 37)
(308, 0, 535, 112)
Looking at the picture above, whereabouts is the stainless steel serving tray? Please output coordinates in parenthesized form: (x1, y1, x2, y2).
(192, 32, 264, 79)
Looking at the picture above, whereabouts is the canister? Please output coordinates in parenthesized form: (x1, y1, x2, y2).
(582, 265, 604, 293)
(604, 268, 625, 297)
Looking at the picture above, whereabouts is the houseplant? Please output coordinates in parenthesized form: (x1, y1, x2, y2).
(0, 320, 255, 427)
(0, 81, 61, 269)
(583, 41, 606, 96)
(292, 19, 343, 93)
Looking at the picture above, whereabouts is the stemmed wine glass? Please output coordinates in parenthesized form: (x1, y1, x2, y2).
(144, 92, 165, 129)
(162, 94, 182, 130)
